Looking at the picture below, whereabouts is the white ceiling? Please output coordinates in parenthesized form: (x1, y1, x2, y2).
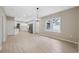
(2, 6, 75, 20)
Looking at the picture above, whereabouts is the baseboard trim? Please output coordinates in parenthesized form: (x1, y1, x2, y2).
(39, 34, 78, 44)
(57, 37, 78, 44)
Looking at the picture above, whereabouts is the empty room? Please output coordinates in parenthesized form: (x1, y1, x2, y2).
(0, 6, 79, 53)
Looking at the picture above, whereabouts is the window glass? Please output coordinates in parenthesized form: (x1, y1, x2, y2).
(45, 17, 61, 33)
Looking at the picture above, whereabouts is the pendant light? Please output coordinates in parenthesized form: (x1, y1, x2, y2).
(36, 8, 39, 22)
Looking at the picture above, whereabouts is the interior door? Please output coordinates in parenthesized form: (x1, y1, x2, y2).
(0, 16, 3, 49)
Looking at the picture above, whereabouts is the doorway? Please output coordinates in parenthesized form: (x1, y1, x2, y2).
(28, 24, 33, 33)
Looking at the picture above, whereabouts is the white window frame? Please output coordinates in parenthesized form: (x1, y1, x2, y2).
(45, 17, 61, 33)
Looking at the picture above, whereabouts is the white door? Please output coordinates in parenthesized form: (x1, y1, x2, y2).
(0, 16, 3, 49)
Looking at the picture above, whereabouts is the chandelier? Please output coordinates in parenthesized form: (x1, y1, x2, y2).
(36, 8, 39, 22)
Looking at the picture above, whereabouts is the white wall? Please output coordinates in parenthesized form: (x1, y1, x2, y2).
(35, 21, 39, 33)
(28, 20, 40, 34)
(15, 21, 19, 34)
(7, 16, 16, 35)
(39, 7, 78, 43)
(0, 7, 7, 50)
(0, 16, 3, 50)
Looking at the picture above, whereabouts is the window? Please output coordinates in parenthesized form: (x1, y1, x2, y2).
(45, 17, 61, 33)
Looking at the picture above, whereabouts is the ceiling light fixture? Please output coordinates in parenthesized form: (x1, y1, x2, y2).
(36, 7, 39, 22)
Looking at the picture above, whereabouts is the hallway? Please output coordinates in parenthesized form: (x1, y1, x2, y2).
(0, 32, 78, 53)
